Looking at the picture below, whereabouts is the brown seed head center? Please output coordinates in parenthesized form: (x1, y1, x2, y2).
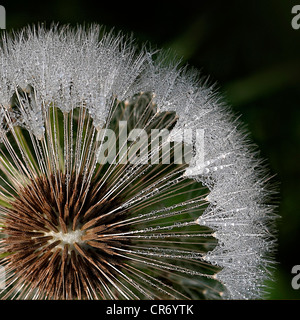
(1, 171, 129, 299)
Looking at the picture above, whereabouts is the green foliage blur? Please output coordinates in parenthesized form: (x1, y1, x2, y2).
(2, 0, 300, 299)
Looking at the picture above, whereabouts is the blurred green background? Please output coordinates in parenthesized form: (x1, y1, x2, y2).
(2, 0, 300, 299)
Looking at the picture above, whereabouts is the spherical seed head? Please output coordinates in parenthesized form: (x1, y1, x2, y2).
(0, 24, 277, 300)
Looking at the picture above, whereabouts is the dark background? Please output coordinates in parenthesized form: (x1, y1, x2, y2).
(1, 0, 300, 299)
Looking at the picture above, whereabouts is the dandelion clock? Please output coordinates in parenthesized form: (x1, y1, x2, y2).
(0, 25, 277, 300)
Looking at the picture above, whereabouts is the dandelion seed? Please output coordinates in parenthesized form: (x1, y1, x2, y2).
(0, 24, 277, 300)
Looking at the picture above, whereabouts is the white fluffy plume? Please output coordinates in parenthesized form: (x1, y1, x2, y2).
(0, 24, 277, 299)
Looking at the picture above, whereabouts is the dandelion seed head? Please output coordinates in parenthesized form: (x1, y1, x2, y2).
(0, 24, 277, 300)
